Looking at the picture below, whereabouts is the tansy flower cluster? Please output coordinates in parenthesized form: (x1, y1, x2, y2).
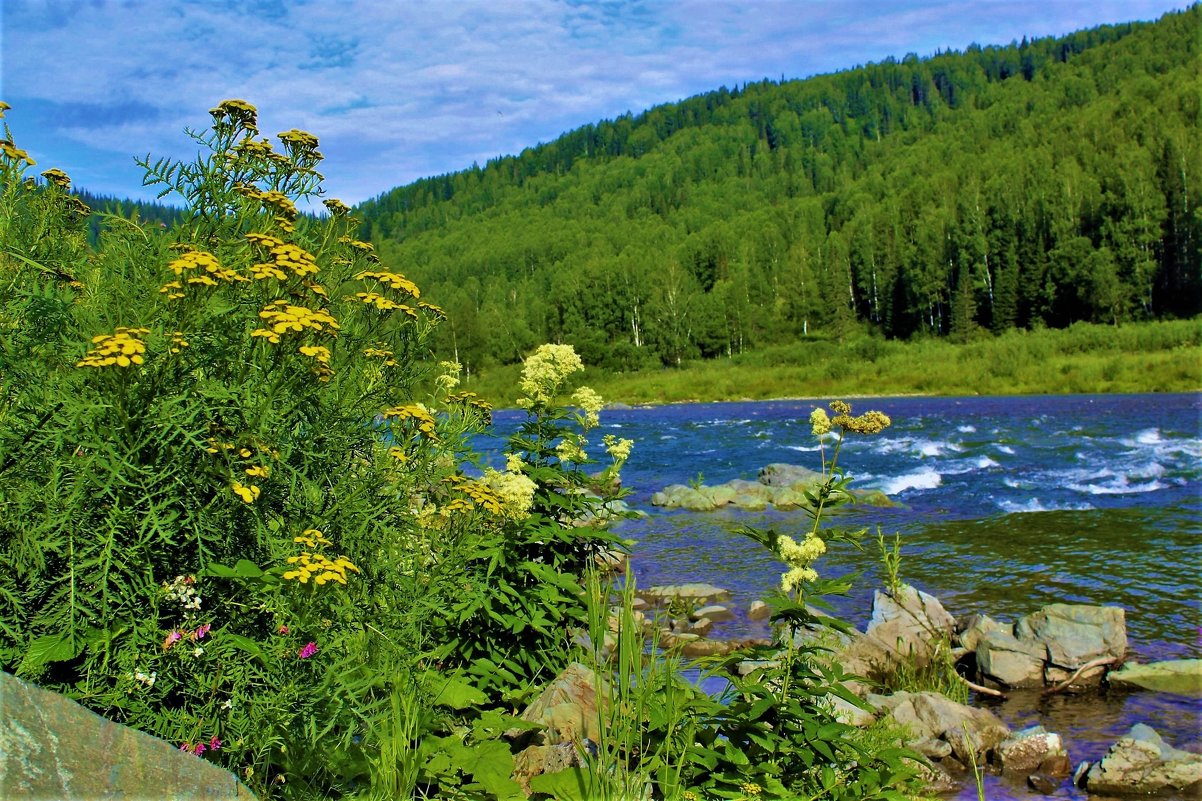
(351, 291, 417, 318)
(363, 346, 397, 366)
(41, 167, 70, 188)
(252, 301, 339, 343)
(1, 138, 35, 166)
(283, 530, 360, 586)
(340, 236, 376, 255)
(445, 391, 493, 421)
(518, 343, 584, 406)
(323, 198, 351, 216)
(382, 404, 438, 440)
(354, 269, 420, 297)
(166, 250, 247, 287)
(299, 344, 333, 382)
(441, 475, 506, 517)
(209, 98, 258, 133)
(77, 327, 149, 368)
(245, 232, 319, 280)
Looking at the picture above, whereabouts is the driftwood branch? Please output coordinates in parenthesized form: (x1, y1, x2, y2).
(1041, 657, 1118, 696)
(958, 672, 1007, 698)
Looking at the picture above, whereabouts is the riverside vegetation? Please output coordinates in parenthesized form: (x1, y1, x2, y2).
(1, 101, 940, 800)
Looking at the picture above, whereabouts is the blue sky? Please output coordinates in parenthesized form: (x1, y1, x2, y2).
(0, 0, 1186, 206)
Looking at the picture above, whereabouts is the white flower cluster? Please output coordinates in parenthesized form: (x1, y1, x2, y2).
(777, 533, 827, 593)
(482, 467, 537, 521)
(162, 575, 201, 612)
(132, 670, 157, 688)
(517, 344, 583, 406)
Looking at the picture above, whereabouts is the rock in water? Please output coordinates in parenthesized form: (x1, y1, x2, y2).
(864, 585, 956, 665)
(0, 670, 255, 800)
(1082, 723, 1202, 795)
(1108, 660, 1202, 697)
(997, 725, 1068, 773)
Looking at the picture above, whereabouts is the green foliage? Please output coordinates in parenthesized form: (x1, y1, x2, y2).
(359, 8, 1200, 374)
(876, 529, 904, 599)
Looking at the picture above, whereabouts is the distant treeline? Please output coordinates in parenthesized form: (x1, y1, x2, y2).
(76, 190, 183, 244)
(358, 7, 1200, 374)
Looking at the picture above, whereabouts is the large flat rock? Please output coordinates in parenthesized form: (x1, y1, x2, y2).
(0, 670, 255, 800)
(1109, 660, 1202, 697)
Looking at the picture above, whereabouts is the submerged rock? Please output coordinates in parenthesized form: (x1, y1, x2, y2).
(650, 463, 899, 511)
(1081, 723, 1202, 796)
(639, 583, 732, 606)
(1109, 659, 1202, 697)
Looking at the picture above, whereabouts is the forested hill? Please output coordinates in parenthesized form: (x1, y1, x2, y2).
(359, 8, 1200, 374)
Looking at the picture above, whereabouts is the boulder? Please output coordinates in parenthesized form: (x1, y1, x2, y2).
(864, 585, 956, 664)
(640, 583, 732, 607)
(508, 663, 606, 747)
(512, 742, 586, 796)
(973, 622, 1050, 688)
(870, 690, 1010, 765)
(1016, 604, 1127, 681)
(758, 463, 826, 488)
(1109, 660, 1202, 697)
(688, 618, 714, 636)
(1081, 724, 1202, 796)
(691, 604, 735, 623)
(748, 600, 772, 621)
(0, 670, 255, 801)
(996, 725, 1067, 773)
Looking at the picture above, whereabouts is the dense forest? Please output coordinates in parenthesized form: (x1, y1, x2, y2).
(357, 8, 1201, 374)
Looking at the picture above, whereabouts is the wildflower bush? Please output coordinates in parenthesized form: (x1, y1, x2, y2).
(0, 100, 501, 797)
(2, 98, 930, 801)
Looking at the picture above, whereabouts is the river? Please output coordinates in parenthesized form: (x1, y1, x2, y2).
(490, 393, 1201, 799)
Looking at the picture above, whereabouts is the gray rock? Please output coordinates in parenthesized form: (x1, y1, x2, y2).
(1016, 604, 1127, 672)
(1027, 773, 1059, 794)
(508, 663, 606, 747)
(0, 670, 255, 801)
(869, 690, 1010, 765)
(975, 624, 1047, 688)
(1083, 723, 1202, 795)
(997, 725, 1067, 773)
(957, 613, 1011, 653)
(820, 694, 878, 728)
(758, 463, 826, 488)
(691, 604, 735, 623)
(1109, 660, 1202, 697)
(864, 585, 956, 665)
(640, 583, 732, 606)
(688, 618, 714, 636)
(748, 600, 772, 621)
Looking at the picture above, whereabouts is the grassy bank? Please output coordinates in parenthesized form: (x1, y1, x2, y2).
(463, 319, 1202, 406)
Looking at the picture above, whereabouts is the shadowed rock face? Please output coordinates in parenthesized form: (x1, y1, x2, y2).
(0, 670, 256, 801)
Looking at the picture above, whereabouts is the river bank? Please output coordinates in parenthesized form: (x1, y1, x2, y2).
(461, 319, 1202, 407)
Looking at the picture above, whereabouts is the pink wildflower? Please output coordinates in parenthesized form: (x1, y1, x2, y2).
(277, 624, 289, 634)
(209, 735, 222, 750)
(179, 743, 190, 752)
(163, 630, 183, 650)
(192, 623, 211, 640)
(298, 641, 318, 659)
(193, 743, 206, 755)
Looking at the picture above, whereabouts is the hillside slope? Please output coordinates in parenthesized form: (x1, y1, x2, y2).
(359, 8, 1200, 374)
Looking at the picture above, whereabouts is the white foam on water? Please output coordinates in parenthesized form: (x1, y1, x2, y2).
(958, 425, 976, 433)
(912, 438, 962, 457)
(1134, 428, 1163, 446)
(874, 468, 942, 495)
(783, 444, 822, 452)
(999, 498, 1095, 513)
(1068, 477, 1166, 495)
(996, 445, 1016, 455)
(974, 455, 999, 469)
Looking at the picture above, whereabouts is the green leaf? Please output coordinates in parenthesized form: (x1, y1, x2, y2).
(528, 767, 591, 800)
(20, 630, 83, 673)
(458, 740, 523, 799)
(222, 632, 268, 665)
(423, 670, 487, 710)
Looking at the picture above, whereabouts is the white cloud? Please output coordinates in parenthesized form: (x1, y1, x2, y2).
(1, 0, 1187, 203)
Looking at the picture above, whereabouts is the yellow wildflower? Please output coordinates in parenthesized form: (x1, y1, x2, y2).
(572, 386, 604, 429)
(245, 465, 270, 478)
(77, 327, 149, 368)
(354, 269, 420, 297)
(41, 168, 71, 188)
(810, 407, 832, 436)
(231, 482, 260, 503)
(0, 140, 35, 166)
(210, 99, 258, 132)
(323, 198, 350, 216)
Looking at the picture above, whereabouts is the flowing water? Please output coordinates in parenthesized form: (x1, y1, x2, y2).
(489, 393, 1202, 799)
